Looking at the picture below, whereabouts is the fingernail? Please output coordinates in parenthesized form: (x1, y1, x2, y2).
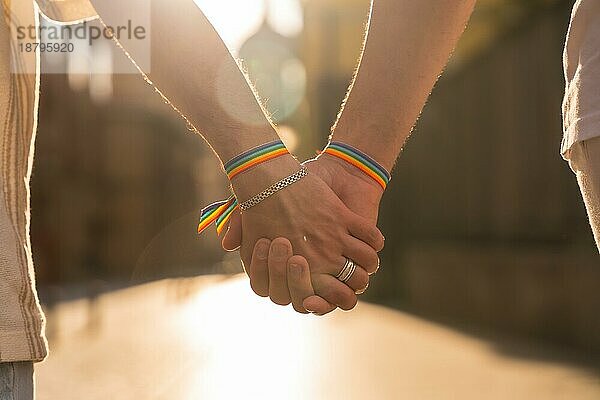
(272, 242, 288, 258)
(289, 262, 303, 278)
(355, 282, 369, 295)
(369, 259, 380, 276)
(256, 241, 269, 260)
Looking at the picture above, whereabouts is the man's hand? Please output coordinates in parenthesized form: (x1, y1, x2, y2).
(222, 154, 385, 314)
(237, 163, 382, 309)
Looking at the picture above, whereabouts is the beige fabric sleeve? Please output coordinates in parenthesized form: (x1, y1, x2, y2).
(0, 0, 47, 362)
(35, 0, 97, 23)
(0, 0, 96, 363)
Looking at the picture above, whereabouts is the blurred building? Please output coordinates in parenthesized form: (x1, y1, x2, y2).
(238, 17, 307, 155)
(32, 60, 231, 286)
(300, 0, 371, 154)
(237, 0, 372, 158)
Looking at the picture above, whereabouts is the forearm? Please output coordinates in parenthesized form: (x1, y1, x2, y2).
(89, 0, 280, 163)
(333, 0, 477, 170)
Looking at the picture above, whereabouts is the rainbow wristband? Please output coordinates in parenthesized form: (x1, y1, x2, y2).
(323, 141, 391, 190)
(224, 140, 289, 180)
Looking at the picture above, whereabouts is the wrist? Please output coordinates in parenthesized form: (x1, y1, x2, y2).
(333, 114, 401, 173)
(321, 141, 391, 191)
(230, 154, 301, 201)
(318, 153, 384, 194)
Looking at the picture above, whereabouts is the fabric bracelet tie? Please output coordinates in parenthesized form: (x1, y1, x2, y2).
(198, 140, 289, 235)
(198, 195, 239, 235)
(323, 141, 391, 190)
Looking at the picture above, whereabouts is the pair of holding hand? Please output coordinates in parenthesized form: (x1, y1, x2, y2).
(200, 141, 389, 316)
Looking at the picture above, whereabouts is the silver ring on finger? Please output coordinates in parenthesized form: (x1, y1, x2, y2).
(336, 258, 357, 283)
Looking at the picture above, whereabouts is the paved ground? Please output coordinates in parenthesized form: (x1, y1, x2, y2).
(36, 275, 600, 400)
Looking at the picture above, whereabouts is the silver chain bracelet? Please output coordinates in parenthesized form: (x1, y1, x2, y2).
(239, 166, 308, 211)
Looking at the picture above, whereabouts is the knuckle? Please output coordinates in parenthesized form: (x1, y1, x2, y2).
(288, 255, 307, 268)
(367, 226, 377, 240)
(356, 220, 369, 235)
(271, 263, 287, 278)
(287, 260, 309, 283)
(269, 239, 292, 262)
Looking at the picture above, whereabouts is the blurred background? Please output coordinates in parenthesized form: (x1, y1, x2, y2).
(31, 0, 600, 398)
